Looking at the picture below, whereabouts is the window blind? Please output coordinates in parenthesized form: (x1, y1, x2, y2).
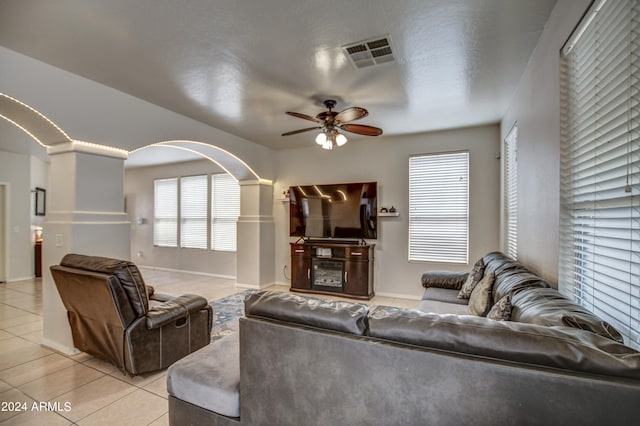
(409, 151, 469, 263)
(153, 178, 178, 247)
(211, 173, 240, 252)
(559, 0, 639, 349)
(180, 175, 208, 249)
(504, 124, 518, 260)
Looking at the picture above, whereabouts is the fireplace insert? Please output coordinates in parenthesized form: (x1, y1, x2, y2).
(311, 259, 344, 293)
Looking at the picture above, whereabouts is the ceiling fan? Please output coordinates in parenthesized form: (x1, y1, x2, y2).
(282, 100, 383, 150)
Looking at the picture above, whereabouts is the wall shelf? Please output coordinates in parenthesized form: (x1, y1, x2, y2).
(379, 212, 399, 217)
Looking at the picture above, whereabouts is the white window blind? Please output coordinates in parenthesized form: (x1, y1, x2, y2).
(559, 0, 639, 349)
(154, 178, 178, 247)
(504, 124, 518, 260)
(180, 175, 208, 249)
(211, 174, 240, 252)
(409, 152, 469, 263)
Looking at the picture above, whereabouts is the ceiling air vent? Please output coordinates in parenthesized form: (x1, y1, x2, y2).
(342, 36, 395, 69)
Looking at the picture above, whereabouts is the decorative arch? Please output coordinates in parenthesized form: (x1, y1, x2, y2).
(0, 93, 265, 182)
(0, 93, 72, 146)
(129, 140, 263, 182)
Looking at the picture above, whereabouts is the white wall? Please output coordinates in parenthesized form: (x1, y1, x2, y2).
(0, 150, 33, 281)
(30, 155, 49, 228)
(125, 159, 236, 277)
(500, 0, 590, 284)
(273, 124, 501, 299)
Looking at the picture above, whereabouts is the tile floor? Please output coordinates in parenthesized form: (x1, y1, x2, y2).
(0, 269, 418, 425)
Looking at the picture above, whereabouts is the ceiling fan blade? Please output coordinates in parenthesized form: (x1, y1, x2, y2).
(282, 126, 321, 136)
(340, 123, 383, 136)
(286, 111, 322, 123)
(335, 107, 368, 123)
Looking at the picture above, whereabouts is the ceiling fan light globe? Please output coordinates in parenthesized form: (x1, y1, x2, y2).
(322, 140, 333, 150)
(315, 132, 327, 145)
(336, 133, 348, 146)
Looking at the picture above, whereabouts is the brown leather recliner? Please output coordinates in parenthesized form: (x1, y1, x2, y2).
(50, 253, 212, 375)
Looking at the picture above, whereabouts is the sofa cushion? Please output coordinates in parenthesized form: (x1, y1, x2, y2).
(244, 291, 369, 335)
(422, 287, 468, 305)
(487, 294, 512, 321)
(167, 332, 240, 418)
(492, 271, 551, 305)
(417, 299, 469, 315)
(468, 272, 495, 316)
(421, 271, 469, 290)
(457, 258, 486, 299)
(480, 252, 551, 304)
(368, 306, 640, 380)
(511, 288, 624, 343)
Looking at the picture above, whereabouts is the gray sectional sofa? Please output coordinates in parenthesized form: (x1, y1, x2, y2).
(167, 252, 640, 425)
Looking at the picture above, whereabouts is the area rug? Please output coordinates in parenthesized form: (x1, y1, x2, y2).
(209, 290, 256, 341)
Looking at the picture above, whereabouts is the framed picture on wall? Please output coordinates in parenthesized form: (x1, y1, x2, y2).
(35, 187, 46, 216)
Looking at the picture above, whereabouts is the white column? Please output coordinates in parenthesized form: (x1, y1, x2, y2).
(41, 142, 130, 354)
(236, 179, 275, 289)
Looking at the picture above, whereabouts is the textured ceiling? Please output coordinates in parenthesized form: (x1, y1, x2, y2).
(0, 0, 557, 151)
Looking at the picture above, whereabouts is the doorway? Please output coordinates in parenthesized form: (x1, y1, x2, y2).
(0, 184, 6, 283)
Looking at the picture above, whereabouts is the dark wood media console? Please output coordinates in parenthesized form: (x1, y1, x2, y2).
(290, 241, 374, 300)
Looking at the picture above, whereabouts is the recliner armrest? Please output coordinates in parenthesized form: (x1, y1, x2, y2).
(421, 271, 469, 290)
(149, 292, 174, 303)
(145, 294, 208, 329)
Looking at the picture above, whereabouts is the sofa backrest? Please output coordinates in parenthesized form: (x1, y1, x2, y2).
(368, 305, 640, 380)
(511, 287, 624, 343)
(244, 291, 369, 335)
(481, 251, 551, 304)
(59, 253, 150, 317)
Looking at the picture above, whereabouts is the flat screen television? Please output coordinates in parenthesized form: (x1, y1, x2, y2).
(289, 182, 377, 239)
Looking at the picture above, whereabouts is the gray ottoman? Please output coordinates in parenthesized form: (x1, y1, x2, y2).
(167, 332, 240, 424)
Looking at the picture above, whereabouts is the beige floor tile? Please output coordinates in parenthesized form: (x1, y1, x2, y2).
(0, 409, 72, 426)
(4, 319, 43, 336)
(0, 313, 42, 329)
(148, 412, 169, 426)
(78, 389, 168, 426)
(0, 337, 53, 371)
(0, 329, 14, 340)
(18, 363, 104, 401)
(54, 375, 137, 422)
(0, 353, 77, 387)
(68, 352, 93, 363)
(19, 329, 43, 344)
(369, 296, 395, 306)
(110, 369, 166, 388)
(143, 374, 168, 399)
(0, 305, 30, 319)
(390, 298, 420, 309)
(82, 357, 120, 375)
(0, 379, 11, 393)
(0, 388, 36, 423)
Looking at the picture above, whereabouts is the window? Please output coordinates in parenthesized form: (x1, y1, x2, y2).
(211, 173, 240, 251)
(153, 173, 241, 252)
(504, 123, 518, 259)
(180, 175, 208, 249)
(559, 0, 639, 349)
(153, 178, 178, 247)
(409, 152, 469, 263)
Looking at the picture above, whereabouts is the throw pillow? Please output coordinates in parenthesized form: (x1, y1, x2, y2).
(487, 294, 512, 321)
(457, 258, 486, 299)
(468, 272, 495, 316)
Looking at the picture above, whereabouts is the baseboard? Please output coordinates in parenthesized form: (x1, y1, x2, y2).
(137, 265, 235, 280)
(4, 275, 36, 283)
(41, 337, 80, 356)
